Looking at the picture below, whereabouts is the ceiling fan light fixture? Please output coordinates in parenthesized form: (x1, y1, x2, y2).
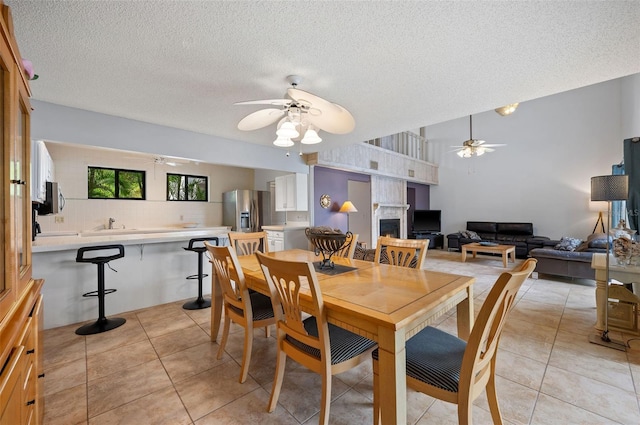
(301, 128, 322, 144)
(273, 136, 294, 147)
(276, 121, 299, 138)
(235, 76, 355, 150)
(495, 103, 519, 116)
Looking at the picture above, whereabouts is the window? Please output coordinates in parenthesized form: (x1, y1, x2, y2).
(167, 173, 208, 201)
(88, 166, 146, 199)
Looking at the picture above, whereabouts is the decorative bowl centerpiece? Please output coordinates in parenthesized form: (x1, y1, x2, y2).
(305, 227, 354, 269)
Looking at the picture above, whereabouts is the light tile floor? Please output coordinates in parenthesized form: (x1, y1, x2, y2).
(42, 250, 640, 424)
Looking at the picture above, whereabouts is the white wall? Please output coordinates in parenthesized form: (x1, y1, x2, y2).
(30, 100, 309, 174)
(427, 78, 626, 240)
(37, 142, 254, 232)
(621, 73, 640, 139)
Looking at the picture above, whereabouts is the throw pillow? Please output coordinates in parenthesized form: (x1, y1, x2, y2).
(353, 244, 375, 262)
(575, 241, 589, 252)
(466, 230, 482, 240)
(555, 236, 582, 251)
(587, 232, 609, 249)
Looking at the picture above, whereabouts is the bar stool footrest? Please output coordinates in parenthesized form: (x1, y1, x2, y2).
(75, 317, 126, 335)
(186, 273, 209, 280)
(82, 288, 117, 297)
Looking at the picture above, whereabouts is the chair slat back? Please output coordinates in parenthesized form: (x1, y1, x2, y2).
(256, 252, 327, 352)
(374, 236, 428, 268)
(206, 243, 247, 311)
(334, 233, 359, 259)
(229, 231, 269, 256)
(460, 258, 537, 395)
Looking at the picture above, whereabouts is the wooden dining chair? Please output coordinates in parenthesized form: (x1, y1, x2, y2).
(374, 236, 428, 268)
(205, 243, 276, 383)
(372, 257, 537, 425)
(334, 233, 359, 259)
(228, 231, 269, 255)
(255, 252, 377, 425)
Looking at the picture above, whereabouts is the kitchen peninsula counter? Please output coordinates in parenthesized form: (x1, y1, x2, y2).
(32, 226, 230, 329)
(33, 226, 231, 253)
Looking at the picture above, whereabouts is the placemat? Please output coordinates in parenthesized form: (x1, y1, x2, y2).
(313, 262, 357, 275)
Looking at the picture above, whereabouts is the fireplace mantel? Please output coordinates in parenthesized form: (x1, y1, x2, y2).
(373, 203, 410, 214)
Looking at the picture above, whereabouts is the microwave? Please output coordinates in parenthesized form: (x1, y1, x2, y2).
(38, 181, 64, 215)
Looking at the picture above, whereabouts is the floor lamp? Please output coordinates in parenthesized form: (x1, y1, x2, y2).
(589, 174, 629, 351)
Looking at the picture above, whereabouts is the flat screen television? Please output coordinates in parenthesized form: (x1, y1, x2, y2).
(412, 209, 441, 233)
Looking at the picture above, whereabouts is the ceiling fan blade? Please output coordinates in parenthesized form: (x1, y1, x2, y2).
(234, 99, 291, 106)
(481, 143, 507, 147)
(472, 139, 486, 146)
(237, 109, 285, 131)
(287, 88, 355, 134)
(306, 104, 355, 134)
(287, 88, 340, 112)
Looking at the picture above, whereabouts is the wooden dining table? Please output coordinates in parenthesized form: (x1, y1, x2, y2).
(209, 249, 475, 425)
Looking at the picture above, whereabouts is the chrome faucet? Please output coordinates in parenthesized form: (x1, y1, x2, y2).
(108, 217, 116, 229)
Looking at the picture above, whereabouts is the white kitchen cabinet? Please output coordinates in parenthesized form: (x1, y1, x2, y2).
(275, 173, 308, 211)
(266, 230, 285, 252)
(265, 228, 308, 252)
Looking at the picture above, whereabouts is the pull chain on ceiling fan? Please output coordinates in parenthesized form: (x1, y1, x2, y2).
(452, 115, 506, 158)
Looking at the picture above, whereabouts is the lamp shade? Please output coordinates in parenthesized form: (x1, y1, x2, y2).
(273, 136, 294, 147)
(591, 175, 629, 201)
(495, 103, 519, 116)
(338, 200, 358, 213)
(301, 128, 322, 144)
(276, 121, 299, 139)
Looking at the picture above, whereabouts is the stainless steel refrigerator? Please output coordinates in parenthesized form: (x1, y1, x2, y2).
(223, 189, 280, 232)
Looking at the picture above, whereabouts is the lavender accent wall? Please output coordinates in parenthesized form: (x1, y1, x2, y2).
(313, 166, 370, 232)
(407, 181, 431, 234)
(408, 181, 431, 209)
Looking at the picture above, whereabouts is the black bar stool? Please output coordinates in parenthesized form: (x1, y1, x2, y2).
(75, 244, 126, 335)
(182, 237, 219, 310)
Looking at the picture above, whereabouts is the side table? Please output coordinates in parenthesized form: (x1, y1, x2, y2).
(411, 232, 444, 249)
(591, 253, 640, 335)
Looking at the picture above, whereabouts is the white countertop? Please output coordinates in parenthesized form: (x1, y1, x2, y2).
(262, 223, 309, 231)
(32, 226, 231, 253)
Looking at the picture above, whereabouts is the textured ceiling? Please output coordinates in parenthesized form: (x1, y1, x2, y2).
(6, 1, 640, 153)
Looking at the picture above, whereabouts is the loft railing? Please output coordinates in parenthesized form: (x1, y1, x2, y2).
(364, 131, 428, 161)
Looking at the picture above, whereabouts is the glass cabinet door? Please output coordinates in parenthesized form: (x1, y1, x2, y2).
(13, 71, 32, 295)
(0, 29, 10, 317)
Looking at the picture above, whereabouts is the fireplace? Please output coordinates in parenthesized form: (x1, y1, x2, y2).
(379, 219, 400, 238)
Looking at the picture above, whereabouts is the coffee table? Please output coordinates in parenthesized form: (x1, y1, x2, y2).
(461, 242, 516, 268)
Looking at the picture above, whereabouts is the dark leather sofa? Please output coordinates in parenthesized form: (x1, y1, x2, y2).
(447, 221, 549, 259)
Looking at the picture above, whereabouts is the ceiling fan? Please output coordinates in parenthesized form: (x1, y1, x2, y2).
(235, 75, 355, 147)
(452, 115, 506, 158)
(124, 154, 186, 167)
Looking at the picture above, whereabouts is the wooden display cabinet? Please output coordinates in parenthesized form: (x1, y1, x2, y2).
(0, 2, 44, 424)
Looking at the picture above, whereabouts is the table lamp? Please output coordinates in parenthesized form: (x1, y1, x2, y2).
(339, 200, 357, 232)
(589, 174, 629, 351)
